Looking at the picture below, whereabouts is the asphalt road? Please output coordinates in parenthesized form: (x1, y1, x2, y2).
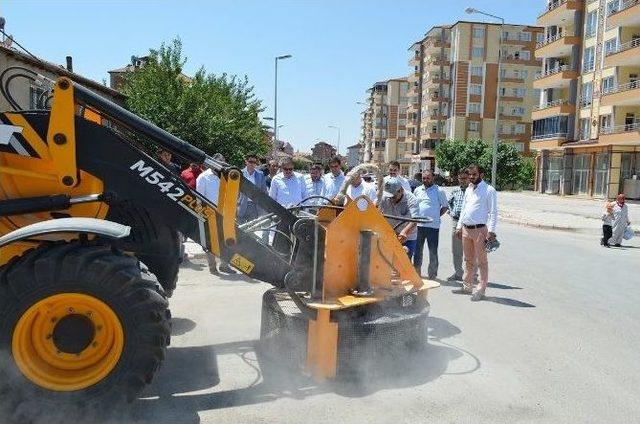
(124, 222, 640, 424)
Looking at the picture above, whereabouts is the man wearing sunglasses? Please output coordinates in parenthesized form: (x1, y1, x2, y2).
(268, 157, 308, 208)
(238, 153, 268, 224)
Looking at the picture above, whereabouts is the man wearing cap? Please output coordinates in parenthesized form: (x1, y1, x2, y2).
(378, 177, 420, 259)
(455, 164, 498, 301)
(413, 170, 448, 279)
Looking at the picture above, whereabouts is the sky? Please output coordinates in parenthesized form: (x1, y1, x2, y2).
(1, 0, 540, 154)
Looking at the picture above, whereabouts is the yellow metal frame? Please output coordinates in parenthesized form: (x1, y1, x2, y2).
(46, 78, 78, 187)
(216, 169, 240, 246)
(0, 78, 109, 265)
(304, 197, 439, 381)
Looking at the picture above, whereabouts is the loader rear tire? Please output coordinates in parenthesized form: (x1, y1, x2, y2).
(0, 242, 170, 412)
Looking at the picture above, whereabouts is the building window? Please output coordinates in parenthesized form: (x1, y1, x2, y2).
(471, 65, 483, 76)
(533, 115, 569, 139)
(580, 82, 593, 107)
(518, 32, 531, 42)
(536, 32, 545, 43)
(607, 0, 620, 16)
(468, 102, 481, 114)
(601, 76, 615, 94)
(514, 142, 525, 152)
(29, 86, 46, 110)
(473, 27, 485, 38)
(514, 124, 526, 134)
(578, 118, 590, 140)
(472, 47, 484, 58)
(398, 130, 406, 137)
(585, 10, 598, 38)
(518, 50, 531, 60)
(468, 121, 480, 131)
(582, 47, 595, 72)
(512, 106, 525, 116)
(604, 38, 618, 55)
(470, 84, 482, 95)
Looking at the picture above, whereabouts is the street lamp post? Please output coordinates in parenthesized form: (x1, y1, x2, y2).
(465, 7, 504, 188)
(328, 125, 341, 156)
(274, 54, 292, 153)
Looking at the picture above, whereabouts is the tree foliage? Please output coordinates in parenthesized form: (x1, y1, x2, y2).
(122, 38, 268, 166)
(435, 139, 530, 190)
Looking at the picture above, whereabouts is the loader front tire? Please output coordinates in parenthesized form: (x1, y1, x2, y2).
(0, 242, 171, 410)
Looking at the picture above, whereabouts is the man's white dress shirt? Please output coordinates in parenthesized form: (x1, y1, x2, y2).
(269, 172, 309, 207)
(456, 180, 497, 233)
(196, 168, 220, 205)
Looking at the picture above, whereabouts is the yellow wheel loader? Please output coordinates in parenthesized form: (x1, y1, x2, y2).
(0, 70, 438, 410)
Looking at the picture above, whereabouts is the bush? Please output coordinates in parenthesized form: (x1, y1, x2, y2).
(435, 139, 530, 190)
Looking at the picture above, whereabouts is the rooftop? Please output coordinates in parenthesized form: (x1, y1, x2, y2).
(0, 44, 124, 100)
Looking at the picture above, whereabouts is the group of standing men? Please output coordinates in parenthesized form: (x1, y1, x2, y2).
(160, 148, 498, 300)
(380, 163, 497, 302)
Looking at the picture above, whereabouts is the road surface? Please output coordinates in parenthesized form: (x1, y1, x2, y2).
(104, 222, 640, 423)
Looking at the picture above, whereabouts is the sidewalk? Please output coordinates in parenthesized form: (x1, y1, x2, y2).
(497, 190, 639, 235)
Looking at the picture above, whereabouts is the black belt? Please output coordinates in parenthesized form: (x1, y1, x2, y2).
(463, 224, 486, 229)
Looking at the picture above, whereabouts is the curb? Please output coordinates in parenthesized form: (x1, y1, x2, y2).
(498, 215, 640, 236)
(498, 215, 583, 233)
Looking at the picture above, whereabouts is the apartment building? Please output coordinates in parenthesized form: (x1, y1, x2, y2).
(533, 0, 640, 199)
(360, 78, 412, 174)
(406, 22, 543, 174)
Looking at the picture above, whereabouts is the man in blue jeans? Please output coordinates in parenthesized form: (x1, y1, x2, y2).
(413, 170, 448, 279)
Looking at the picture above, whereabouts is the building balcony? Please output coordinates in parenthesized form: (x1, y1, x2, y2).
(530, 132, 568, 149)
(425, 57, 450, 68)
(429, 113, 448, 120)
(533, 65, 578, 89)
(537, 0, 582, 27)
(500, 113, 525, 121)
(607, 0, 640, 29)
(500, 94, 525, 102)
(424, 39, 451, 52)
(428, 75, 451, 85)
(424, 131, 443, 140)
(600, 122, 640, 145)
(426, 93, 449, 104)
(604, 38, 640, 67)
(535, 33, 581, 59)
(408, 55, 421, 67)
(419, 148, 436, 157)
(600, 81, 640, 106)
(532, 99, 575, 120)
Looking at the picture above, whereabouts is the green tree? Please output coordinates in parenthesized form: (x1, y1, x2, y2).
(122, 38, 268, 166)
(435, 139, 528, 190)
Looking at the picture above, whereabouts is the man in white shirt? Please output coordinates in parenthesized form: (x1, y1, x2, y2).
(322, 157, 346, 202)
(269, 157, 308, 207)
(344, 171, 378, 210)
(455, 164, 498, 301)
(196, 153, 235, 274)
(383, 160, 412, 193)
(305, 163, 326, 206)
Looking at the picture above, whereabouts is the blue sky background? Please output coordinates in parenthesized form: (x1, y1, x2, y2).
(1, 0, 540, 154)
